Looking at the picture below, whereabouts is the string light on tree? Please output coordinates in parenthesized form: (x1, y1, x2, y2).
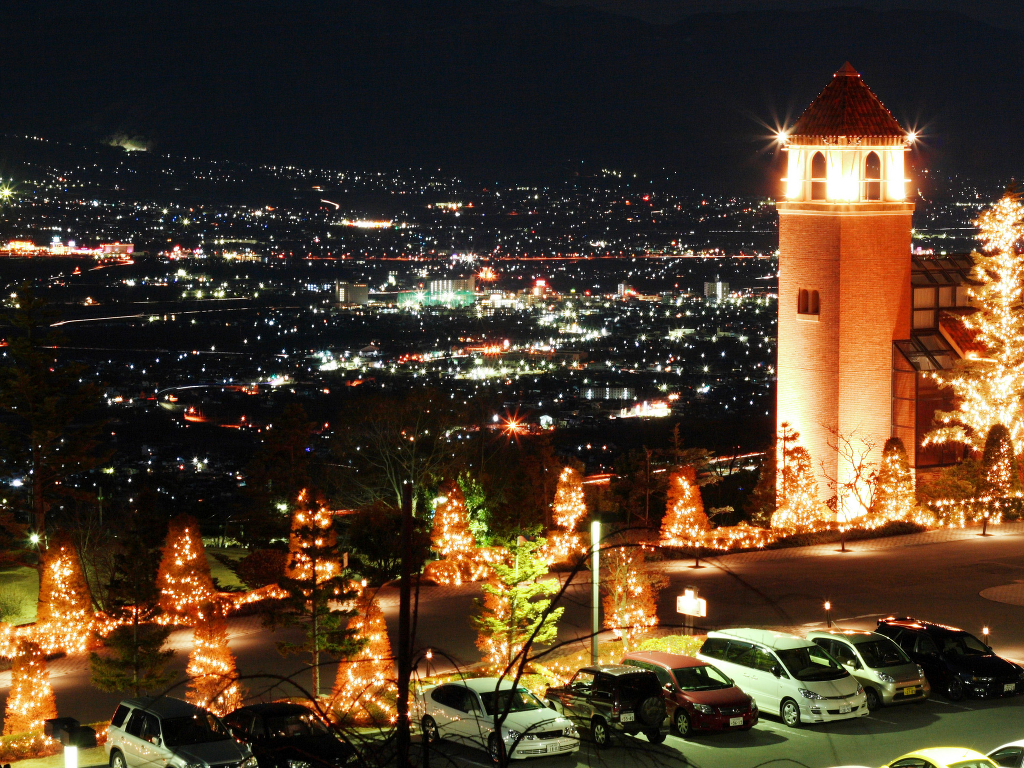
(286, 491, 340, 585)
(869, 438, 923, 526)
(771, 423, 829, 532)
(331, 594, 395, 725)
(925, 190, 1024, 454)
(157, 514, 216, 625)
(424, 479, 490, 585)
(186, 604, 243, 717)
(602, 537, 667, 652)
(659, 467, 710, 547)
(542, 466, 588, 564)
(36, 531, 94, 654)
(3, 640, 57, 735)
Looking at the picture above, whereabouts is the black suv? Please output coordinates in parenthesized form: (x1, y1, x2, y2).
(876, 616, 1024, 701)
(544, 665, 668, 748)
(223, 703, 355, 768)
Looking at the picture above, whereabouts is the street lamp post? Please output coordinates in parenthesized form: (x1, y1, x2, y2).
(591, 518, 600, 666)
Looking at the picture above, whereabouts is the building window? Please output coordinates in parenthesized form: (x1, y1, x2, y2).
(798, 289, 819, 316)
(864, 151, 881, 201)
(811, 152, 827, 201)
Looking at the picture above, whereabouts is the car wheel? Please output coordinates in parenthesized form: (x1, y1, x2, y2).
(421, 716, 440, 745)
(591, 718, 612, 749)
(488, 733, 506, 764)
(946, 678, 965, 702)
(644, 729, 665, 744)
(110, 751, 127, 768)
(674, 710, 692, 738)
(781, 699, 801, 728)
(865, 688, 882, 711)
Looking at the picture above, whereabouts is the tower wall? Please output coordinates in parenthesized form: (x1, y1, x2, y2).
(777, 201, 913, 517)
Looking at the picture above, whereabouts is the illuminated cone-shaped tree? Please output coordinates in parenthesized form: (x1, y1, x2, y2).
(926, 189, 1024, 453)
(286, 490, 340, 584)
(270, 490, 361, 699)
(871, 438, 917, 525)
(425, 479, 487, 584)
(771, 442, 828, 532)
(603, 533, 668, 653)
(157, 514, 216, 625)
(659, 467, 709, 547)
(473, 538, 563, 671)
(187, 603, 243, 716)
(981, 424, 1016, 497)
(331, 595, 395, 725)
(3, 640, 57, 734)
(543, 466, 587, 564)
(36, 530, 94, 654)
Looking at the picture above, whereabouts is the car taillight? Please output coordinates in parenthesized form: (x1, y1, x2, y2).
(611, 700, 620, 717)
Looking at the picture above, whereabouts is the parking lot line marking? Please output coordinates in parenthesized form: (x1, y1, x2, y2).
(927, 700, 974, 710)
(865, 715, 898, 724)
(757, 724, 810, 738)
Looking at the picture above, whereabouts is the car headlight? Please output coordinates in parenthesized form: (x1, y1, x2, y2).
(916, 665, 926, 678)
(877, 673, 895, 684)
(749, 699, 758, 714)
(693, 703, 715, 714)
(505, 729, 522, 743)
(287, 761, 311, 768)
(562, 725, 578, 738)
(241, 758, 258, 768)
(183, 763, 203, 768)
(799, 689, 824, 700)
(856, 685, 864, 695)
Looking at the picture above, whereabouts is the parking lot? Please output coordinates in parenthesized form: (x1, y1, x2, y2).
(420, 691, 1024, 768)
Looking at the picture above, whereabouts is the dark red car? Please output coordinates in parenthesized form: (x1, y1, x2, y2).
(622, 651, 758, 737)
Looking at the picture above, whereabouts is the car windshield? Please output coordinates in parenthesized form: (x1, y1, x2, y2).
(776, 645, 848, 682)
(265, 712, 329, 738)
(479, 688, 547, 716)
(949, 761, 997, 768)
(857, 640, 912, 669)
(939, 632, 991, 657)
(672, 665, 732, 691)
(161, 714, 232, 747)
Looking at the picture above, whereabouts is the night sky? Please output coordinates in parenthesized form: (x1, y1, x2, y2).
(2, 0, 1023, 191)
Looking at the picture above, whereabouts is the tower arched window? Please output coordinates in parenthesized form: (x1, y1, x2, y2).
(798, 289, 809, 314)
(809, 290, 820, 315)
(811, 152, 827, 201)
(864, 151, 881, 201)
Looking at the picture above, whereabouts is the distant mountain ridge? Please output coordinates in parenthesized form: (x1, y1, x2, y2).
(0, 0, 1021, 191)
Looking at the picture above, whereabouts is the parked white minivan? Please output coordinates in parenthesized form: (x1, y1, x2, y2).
(696, 629, 868, 727)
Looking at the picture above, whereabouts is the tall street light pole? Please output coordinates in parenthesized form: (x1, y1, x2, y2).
(591, 518, 600, 665)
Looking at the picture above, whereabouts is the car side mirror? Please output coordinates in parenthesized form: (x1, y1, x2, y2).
(844, 660, 860, 671)
(771, 665, 783, 678)
(150, 736, 161, 746)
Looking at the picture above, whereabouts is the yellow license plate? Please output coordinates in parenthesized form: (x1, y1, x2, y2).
(903, 687, 916, 696)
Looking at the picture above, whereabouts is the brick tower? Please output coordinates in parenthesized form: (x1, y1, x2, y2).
(776, 63, 914, 521)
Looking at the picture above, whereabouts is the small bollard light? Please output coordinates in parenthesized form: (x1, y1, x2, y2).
(983, 626, 990, 640)
(65, 746, 78, 768)
(824, 601, 832, 628)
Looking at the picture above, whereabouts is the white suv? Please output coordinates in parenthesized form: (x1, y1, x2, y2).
(106, 697, 256, 768)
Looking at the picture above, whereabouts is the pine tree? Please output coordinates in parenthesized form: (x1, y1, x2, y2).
(602, 533, 667, 653)
(926, 190, 1024, 453)
(659, 467, 709, 546)
(473, 538, 563, 671)
(269, 491, 362, 699)
(542, 466, 587, 564)
(981, 424, 1016, 497)
(745, 445, 777, 528)
(771, 430, 828, 532)
(91, 624, 176, 697)
(425, 479, 486, 584)
(187, 604, 243, 716)
(36, 530, 93, 654)
(331, 594, 394, 725)
(3, 640, 57, 735)
(871, 438, 917, 525)
(157, 514, 216, 625)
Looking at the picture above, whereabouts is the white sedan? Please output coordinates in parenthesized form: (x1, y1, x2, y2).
(415, 677, 580, 762)
(988, 740, 1024, 767)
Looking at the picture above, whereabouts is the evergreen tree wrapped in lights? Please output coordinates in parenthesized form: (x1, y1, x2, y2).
(473, 538, 562, 671)
(981, 424, 1016, 497)
(424, 480, 488, 584)
(186, 603, 243, 717)
(925, 189, 1024, 453)
(602, 533, 667, 652)
(659, 467, 709, 547)
(331, 594, 395, 725)
(771, 424, 829, 532)
(157, 514, 216, 625)
(3, 640, 57, 735)
(36, 531, 94, 654)
(286, 490, 340, 584)
(542, 466, 588, 564)
(870, 438, 918, 526)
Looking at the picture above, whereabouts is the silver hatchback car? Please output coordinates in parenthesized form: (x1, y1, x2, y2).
(106, 697, 256, 768)
(808, 630, 931, 709)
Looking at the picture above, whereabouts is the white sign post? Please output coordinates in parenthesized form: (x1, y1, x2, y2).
(676, 587, 707, 635)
